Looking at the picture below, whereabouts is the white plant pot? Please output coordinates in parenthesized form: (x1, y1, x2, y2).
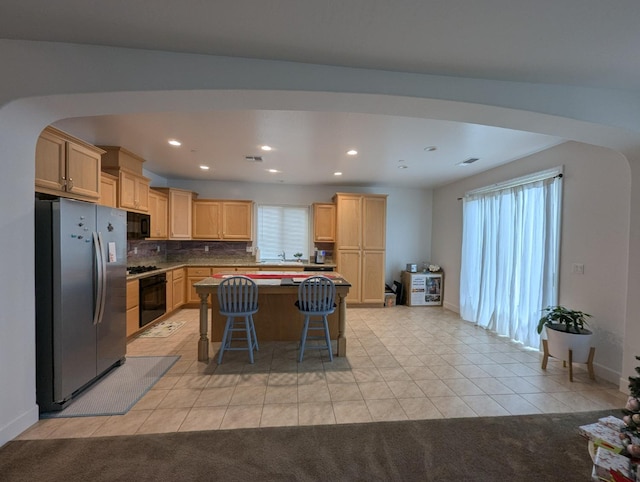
(545, 325, 593, 363)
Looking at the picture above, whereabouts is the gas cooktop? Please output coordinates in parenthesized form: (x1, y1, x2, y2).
(127, 265, 158, 274)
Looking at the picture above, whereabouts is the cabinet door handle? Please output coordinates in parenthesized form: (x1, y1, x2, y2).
(67, 178, 73, 190)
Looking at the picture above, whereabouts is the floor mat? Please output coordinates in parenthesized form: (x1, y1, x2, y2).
(40, 356, 180, 418)
(137, 320, 186, 338)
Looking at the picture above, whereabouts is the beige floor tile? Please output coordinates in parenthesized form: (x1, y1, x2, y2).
(220, 405, 263, 429)
(491, 394, 542, 415)
(16, 306, 627, 442)
(131, 389, 169, 410)
(229, 385, 266, 405)
(496, 376, 542, 394)
(460, 395, 509, 416)
(333, 400, 372, 424)
(92, 410, 153, 436)
(173, 373, 211, 389)
(351, 368, 384, 383)
(358, 381, 395, 400)
(136, 408, 190, 434)
(237, 373, 270, 386)
(519, 393, 573, 413)
(328, 382, 363, 401)
(265, 385, 298, 404)
(179, 407, 227, 431)
(298, 402, 336, 426)
(157, 388, 202, 409)
(472, 377, 515, 395)
(365, 399, 408, 421)
(268, 372, 298, 386)
(152, 375, 181, 390)
(387, 380, 426, 398)
(378, 367, 412, 382)
(193, 387, 235, 407)
(443, 378, 484, 396)
(370, 355, 401, 368)
(414, 379, 457, 397)
(430, 365, 465, 379)
(324, 370, 356, 383)
(46, 416, 109, 438)
(398, 398, 443, 420)
(298, 382, 331, 403)
(205, 373, 240, 388)
(429, 396, 478, 418)
(260, 403, 299, 427)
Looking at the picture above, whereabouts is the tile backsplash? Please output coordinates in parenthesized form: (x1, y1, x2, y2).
(127, 240, 254, 266)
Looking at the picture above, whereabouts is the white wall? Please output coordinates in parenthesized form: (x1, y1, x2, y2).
(432, 141, 630, 382)
(2, 39, 640, 446)
(169, 179, 432, 284)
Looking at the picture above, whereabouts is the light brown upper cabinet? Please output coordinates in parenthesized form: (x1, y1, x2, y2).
(192, 199, 253, 241)
(153, 187, 194, 239)
(35, 126, 104, 201)
(99, 172, 118, 208)
(334, 193, 387, 305)
(313, 203, 336, 242)
(100, 146, 150, 213)
(147, 189, 168, 239)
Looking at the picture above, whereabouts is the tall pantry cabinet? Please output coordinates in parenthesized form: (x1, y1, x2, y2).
(334, 193, 387, 305)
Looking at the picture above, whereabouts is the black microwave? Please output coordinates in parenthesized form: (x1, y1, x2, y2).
(127, 211, 151, 240)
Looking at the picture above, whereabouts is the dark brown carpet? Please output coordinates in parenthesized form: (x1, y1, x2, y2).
(0, 410, 616, 481)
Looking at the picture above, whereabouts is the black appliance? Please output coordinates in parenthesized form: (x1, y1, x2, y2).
(139, 273, 167, 327)
(126, 211, 151, 239)
(128, 265, 158, 275)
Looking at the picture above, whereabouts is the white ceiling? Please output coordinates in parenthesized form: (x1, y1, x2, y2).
(5, 0, 639, 187)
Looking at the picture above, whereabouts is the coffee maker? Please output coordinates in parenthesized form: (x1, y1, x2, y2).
(314, 250, 326, 264)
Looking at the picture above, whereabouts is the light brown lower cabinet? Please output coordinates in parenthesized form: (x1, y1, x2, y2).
(172, 268, 186, 310)
(126, 279, 139, 337)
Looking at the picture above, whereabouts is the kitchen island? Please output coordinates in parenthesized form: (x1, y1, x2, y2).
(194, 271, 351, 362)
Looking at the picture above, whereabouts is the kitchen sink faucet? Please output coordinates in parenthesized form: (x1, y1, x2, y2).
(279, 250, 286, 261)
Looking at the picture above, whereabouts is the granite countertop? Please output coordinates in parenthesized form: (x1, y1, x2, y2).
(126, 261, 337, 280)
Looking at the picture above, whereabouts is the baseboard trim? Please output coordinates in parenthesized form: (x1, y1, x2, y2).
(443, 301, 459, 313)
(0, 404, 39, 448)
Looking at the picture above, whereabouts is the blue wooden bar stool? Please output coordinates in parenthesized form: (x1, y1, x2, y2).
(296, 275, 335, 362)
(217, 275, 259, 364)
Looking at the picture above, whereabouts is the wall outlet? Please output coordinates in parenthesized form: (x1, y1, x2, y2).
(572, 263, 584, 275)
(246, 246, 253, 253)
(204, 245, 209, 252)
(156, 245, 161, 253)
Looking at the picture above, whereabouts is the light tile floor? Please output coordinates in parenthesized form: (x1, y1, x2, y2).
(16, 307, 626, 440)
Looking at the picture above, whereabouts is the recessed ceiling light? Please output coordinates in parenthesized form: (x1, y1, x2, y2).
(346, 150, 358, 156)
(199, 165, 210, 170)
(267, 169, 280, 173)
(261, 145, 272, 151)
(457, 157, 480, 166)
(424, 146, 437, 152)
(398, 165, 408, 169)
(168, 139, 181, 147)
(334, 172, 343, 176)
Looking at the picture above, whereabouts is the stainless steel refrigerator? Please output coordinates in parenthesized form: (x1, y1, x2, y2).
(35, 197, 127, 412)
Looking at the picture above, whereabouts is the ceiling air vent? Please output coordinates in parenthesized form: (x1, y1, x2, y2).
(244, 155, 264, 162)
(458, 157, 479, 166)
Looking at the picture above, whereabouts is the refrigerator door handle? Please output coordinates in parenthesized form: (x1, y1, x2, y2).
(92, 232, 105, 326)
(96, 232, 108, 324)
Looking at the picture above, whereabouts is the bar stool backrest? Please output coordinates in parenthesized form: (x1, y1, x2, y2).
(297, 276, 336, 315)
(217, 276, 258, 315)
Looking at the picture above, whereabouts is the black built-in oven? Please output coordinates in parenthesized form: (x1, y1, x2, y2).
(139, 273, 167, 327)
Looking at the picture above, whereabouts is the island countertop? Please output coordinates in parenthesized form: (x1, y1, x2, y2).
(194, 271, 351, 362)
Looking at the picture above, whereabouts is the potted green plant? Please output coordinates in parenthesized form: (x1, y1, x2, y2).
(537, 305, 595, 380)
(293, 252, 303, 262)
(536, 305, 592, 335)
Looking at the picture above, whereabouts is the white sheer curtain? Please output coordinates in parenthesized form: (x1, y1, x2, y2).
(459, 171, 562, 348)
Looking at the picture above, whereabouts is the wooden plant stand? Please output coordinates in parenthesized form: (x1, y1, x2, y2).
(541, 339, 596, 382)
